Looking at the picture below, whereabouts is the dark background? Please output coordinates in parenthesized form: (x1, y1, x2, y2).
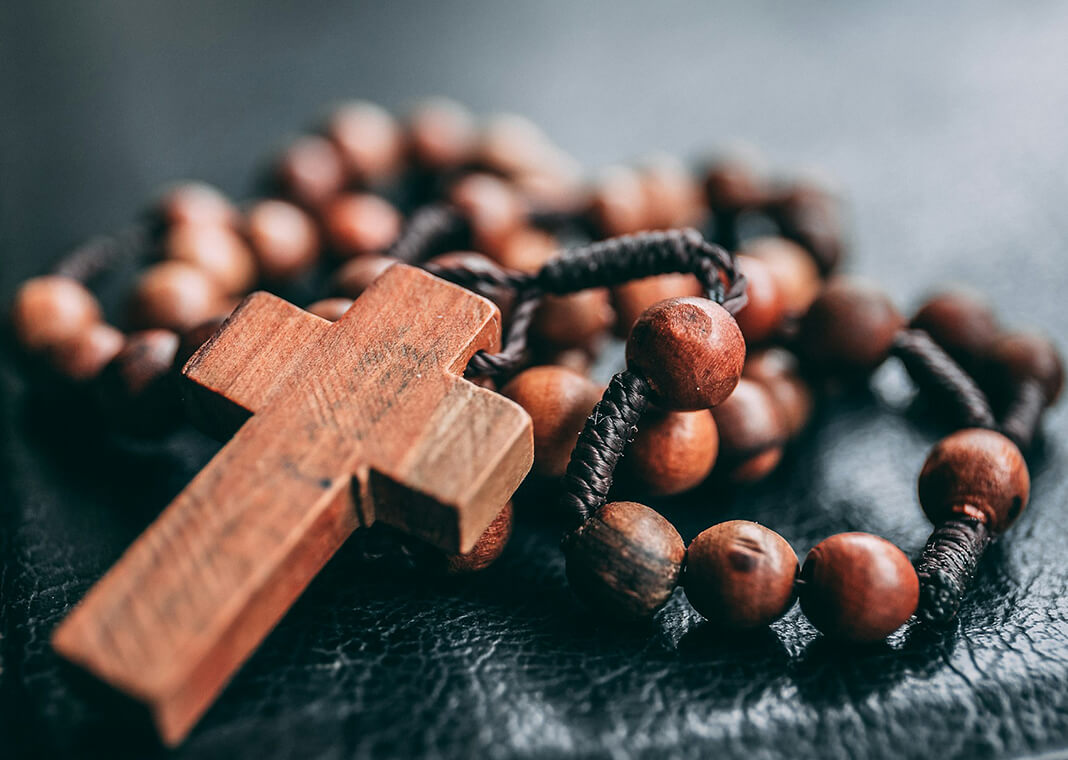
(3, 2, 1068, 758)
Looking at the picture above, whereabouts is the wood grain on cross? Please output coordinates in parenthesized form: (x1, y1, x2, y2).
(52, 264, 533, 746)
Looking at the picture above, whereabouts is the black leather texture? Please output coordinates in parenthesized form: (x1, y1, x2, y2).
(3, 3, 1068, 758)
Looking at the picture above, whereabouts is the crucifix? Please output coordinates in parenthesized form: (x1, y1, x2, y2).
(51, 264, 534, 746)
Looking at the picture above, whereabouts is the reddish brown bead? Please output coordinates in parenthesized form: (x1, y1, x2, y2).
(48, 322, 125, 382)
(773, 183, 845, 273)
(739, 236, 821, 315)
(275, 135, 347, 209)
(326, 101, 404, 183)
(532, 290, 615, 351)
(128, 261, 229, 334)
(799, 276, 904, 373)
(627, 409, 719, 496)
(711, 378, 787, 482)
(684, 521, 798, 629)
(500, 366, 602, 478)
(11, 275, 103, 353)
(535, 347, 593, 376)
(799, 533, 919, 642)
(733, 254, 787, 344)
(492, 227, 557, 273)
(639, 155, 705, 230)
(564, 501, 685, 619)
(407, 97, 477, 170)
(919, 428, 1030, 534)
(626, 297, 746, 411)
(611, 273, 704, 337)
(245, 199, 321, 281)
(986, 331, 1064, 404)
(909, 289, 998, 365)
(306, 298, 353, 322)
(743, 348, 813, 436)
(332, 255, 399, 298)
(322, 193, 402, 259)
(449, 173, 526, 255)
(442, 502, 513, 574)
(477, 113, 553, 177)
(588, 166, 649, 237)
(164, 223, 257, 294)
(95, 329, 182, 434)
(704, 160, 768, 211)
(155, 182, 237, 229)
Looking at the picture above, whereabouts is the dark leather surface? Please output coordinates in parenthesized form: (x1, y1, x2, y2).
(3, 2, 1068, 758)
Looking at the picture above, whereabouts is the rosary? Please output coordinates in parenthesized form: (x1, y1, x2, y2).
(9, 99, 1062, 745)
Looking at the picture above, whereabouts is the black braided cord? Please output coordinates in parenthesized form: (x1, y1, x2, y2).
(915, 517, 992, 624)
(1000, 379, 1046, 452)
(387, 203, 470, 263)
(51, 222, 150, 283)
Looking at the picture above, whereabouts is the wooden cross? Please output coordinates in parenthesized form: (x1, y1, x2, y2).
(52, 264, 533, 746)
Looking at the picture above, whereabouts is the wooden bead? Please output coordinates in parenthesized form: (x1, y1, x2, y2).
(564, 501, 685, 619)
(326, 101, 404, 182)
(684, 521, 798, 629)
(711, 378, 787, 482)
(986, 331, 1064, 404)
(799, 533, 919, 642)
(739, 236, 821, 314)
(245, 199, 320, 280)
(774, 183, 845, 272)
(733, 254, 787, 344)
(743, 348, 812, 436)
(407, 97, 477, 170)
(919, 428, 1029, 533)
(164, 223, 257, 294)
(704, 160, 768, 210)
(11, 275, 103, 353)
(500, 366, 602, 478)
(626, 409, 718, 495)
(535, 347, 593, 376)
(909, 288, 998, 364)
(322, 193, 402, 259)
(306, 298, 353, 322)
(626, 297, 745, 411)
(332, 254, 398, 298)
(449, 173, 526, 254)
(275, 135, 347, 208)
(155, 182, 237, 229)
(799, 276, 904, 373)
(611, 273, 704, 337)
(128, 261, 229, 333)
(639, 155, 704, 229)
(48, 322, 125, 382)
(477, 113, 552, 176)
(95, 329, 182, 434)
(442, 502, 513, 574)
(532, 290, 614, 350)
(493, 227, 557, 273)
(588, 165, 649, 237)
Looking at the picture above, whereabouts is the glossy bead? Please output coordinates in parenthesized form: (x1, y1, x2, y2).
(739, 236, 821, 314)
(626, 409, 718, 495)
(477, 113, 552, 176)
(306, 298, 353, 322)
(245, 199, 321, 280)
(711, 378, 787, 482)
(626, 297, 745, 411)
(611, 273, 704, 337)
(449, 173, 526, 254)
(326, 101, 404, 182)
(733, 254, 787, 344)
(164, 223, 257, 294)
(773, 183, 845, 273)
(532, 290, 614, 350)
(799, 533, 919, 642)
(322, 193, 402, 259)
(11, 276, 103, 353)
(564, 501, 685, 619)
(128, 261, 229, 333)
(799, 276, 904, 373)
(684, 521, 798, 629)
(909, 288, 998, 365)
(155, 181, 237, 229)
(407, 97, 477, 170)
(500, 366, 602, 478)
(918, 428, 1030, 533)
(332, 255, 398, 298)
(986, 331, 1064, 404)
(743, 348, 813, 436)
(493, 227, 557, 273)
(443, 502, 513, 574)
(48, 322, 125, 382)
(275, 135, 347, 208)
(639, 155, 704, 229)
(703, 160, 768, 210)
(95, 329, 182, 434)
(588, 165, 649, 237)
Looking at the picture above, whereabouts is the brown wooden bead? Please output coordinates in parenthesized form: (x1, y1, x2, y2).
(11, 275, 103, 353)
(532, 289, 614, 350)
(326, 101, 404, 182)
(711, 378, 787, 482)
(626, 297, 745, 411)
(639, 155, 705, 229)
(684, 521, 798, 629)
(442, 502, 513, 574)
(500, 366, 602, 478)
(743, 348, 813, 436)
(564, 501, 685, 619)
(477, 113, 553, 177)
(799, 276, 904, 373)
(704, 160, 768, 211)
(331, 254, 398, 298)
(909, 288, 998, 365)
(493, 227, 557, 273)
(322, 193, 402, 259)
(626, 409, 718, 496)
(155, 182, 237, 229)
(588, 165, 649, 237)
(164, 223, 258, 294)
(95, 328, 182, 434)
(986, 331, 1064, 404)
(245, 199, 321, 280)
(535, 347, 593, 376)
(449, 173, 526, 254)
(733, 254, 787, 344)
(128, 261, 229, 334)
(799, 532, 919, 642)
(275, 135, 347, 209)
(918, 428, 1030, 533)
(611, 273, 704, 337)
(407, 97, 477, 170)
(306, 298, 353, 322)
(48, 322, 125, 382)
(739, 236, 821, 314)
(773, 183, 845, 272)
